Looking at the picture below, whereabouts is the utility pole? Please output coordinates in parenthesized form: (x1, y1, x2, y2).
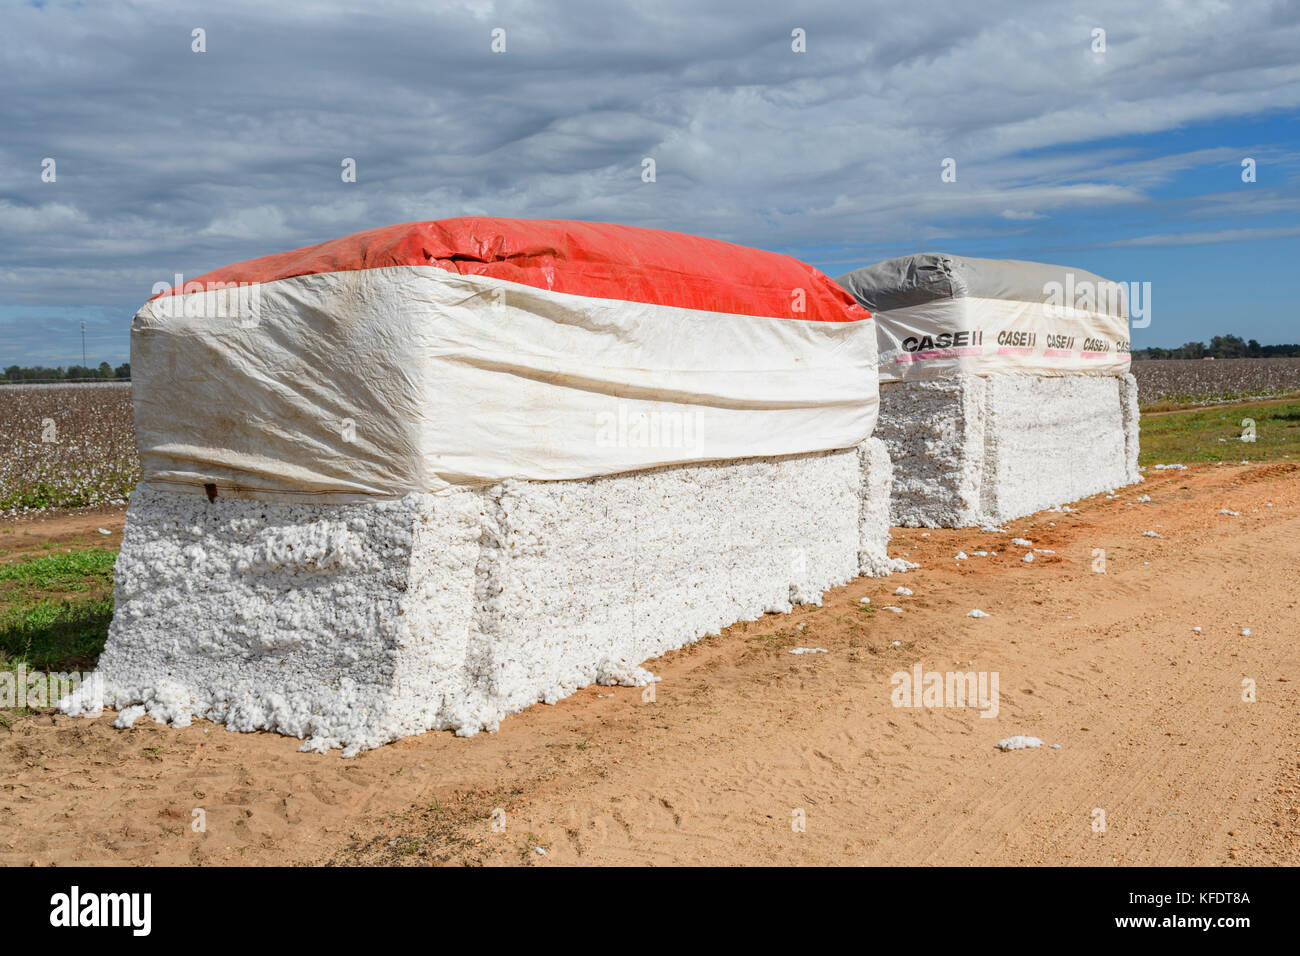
(80, 320, 86, 370)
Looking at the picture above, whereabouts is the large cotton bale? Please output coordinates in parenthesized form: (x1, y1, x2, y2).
(64, 218, 889, 753)
(838, 253, 1140, 527)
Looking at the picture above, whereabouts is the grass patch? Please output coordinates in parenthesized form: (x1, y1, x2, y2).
(0, 548, 116, 697)
(0, 596, 113, 674)
(0, 547, 117, 590)
(1139, 399, 1300, 466)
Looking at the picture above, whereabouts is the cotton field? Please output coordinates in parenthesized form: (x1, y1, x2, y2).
(1132, 357, 1300, 406)
(0, 382, 138, 516)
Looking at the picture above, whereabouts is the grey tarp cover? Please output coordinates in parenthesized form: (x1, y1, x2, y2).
(837, 253, 1121, 312)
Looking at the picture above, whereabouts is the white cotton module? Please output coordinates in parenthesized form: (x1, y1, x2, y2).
(967, 609, 990, 618)
(995, 736, 1044, 751)
(869, 374, 1136, 528)
(789, 647, 829, 655)
(1012, 538, 1032, 547)
(837, 254, 1141, 529)
(1022, 553, 1034, 563)
(1143, 531, 1161, 538)
(66, 452, 867, 755)
(895, 586, 913, 596)
(62, 217, 891, 754)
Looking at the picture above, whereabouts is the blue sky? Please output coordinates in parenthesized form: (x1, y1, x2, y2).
(2, 0, 1298, 367)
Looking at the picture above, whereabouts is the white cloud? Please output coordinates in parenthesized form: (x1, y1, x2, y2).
(200, 206, 292, 240)
(0, 200, 85, 232)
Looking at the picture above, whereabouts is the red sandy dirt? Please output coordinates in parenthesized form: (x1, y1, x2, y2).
(1, 464, 1297, 866)
(0, 507, 125, 565)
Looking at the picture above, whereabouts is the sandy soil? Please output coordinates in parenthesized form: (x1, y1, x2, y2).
(0, 507, 125, 564)
(1, 462, 1297, 867)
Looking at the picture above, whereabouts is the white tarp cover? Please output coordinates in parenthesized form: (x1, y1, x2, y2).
(133, 218, 877, 499)
(836, 253, 1131, 382)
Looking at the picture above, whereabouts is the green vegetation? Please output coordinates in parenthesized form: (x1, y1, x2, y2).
(2, 362, 129, 383)
(1139, 398, 1300, 466)
(1, 479, 132, 513)
(1134, 334, 1300, 360)
(0, 548, 116, 684)
(0, 548, 117, 589)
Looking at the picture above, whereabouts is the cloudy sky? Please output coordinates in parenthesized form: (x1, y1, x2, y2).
(2, 0, 1298, 367)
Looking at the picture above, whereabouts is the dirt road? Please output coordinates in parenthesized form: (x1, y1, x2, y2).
(2, 462, 1297, 866)
(0, 507, 125, 565)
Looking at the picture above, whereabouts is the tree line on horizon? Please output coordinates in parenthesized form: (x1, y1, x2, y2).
(3, 361, 131, 382)
(1133, 334, 1300, 360)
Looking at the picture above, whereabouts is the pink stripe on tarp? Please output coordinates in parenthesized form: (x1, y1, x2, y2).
(894, 346, 985, 363)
